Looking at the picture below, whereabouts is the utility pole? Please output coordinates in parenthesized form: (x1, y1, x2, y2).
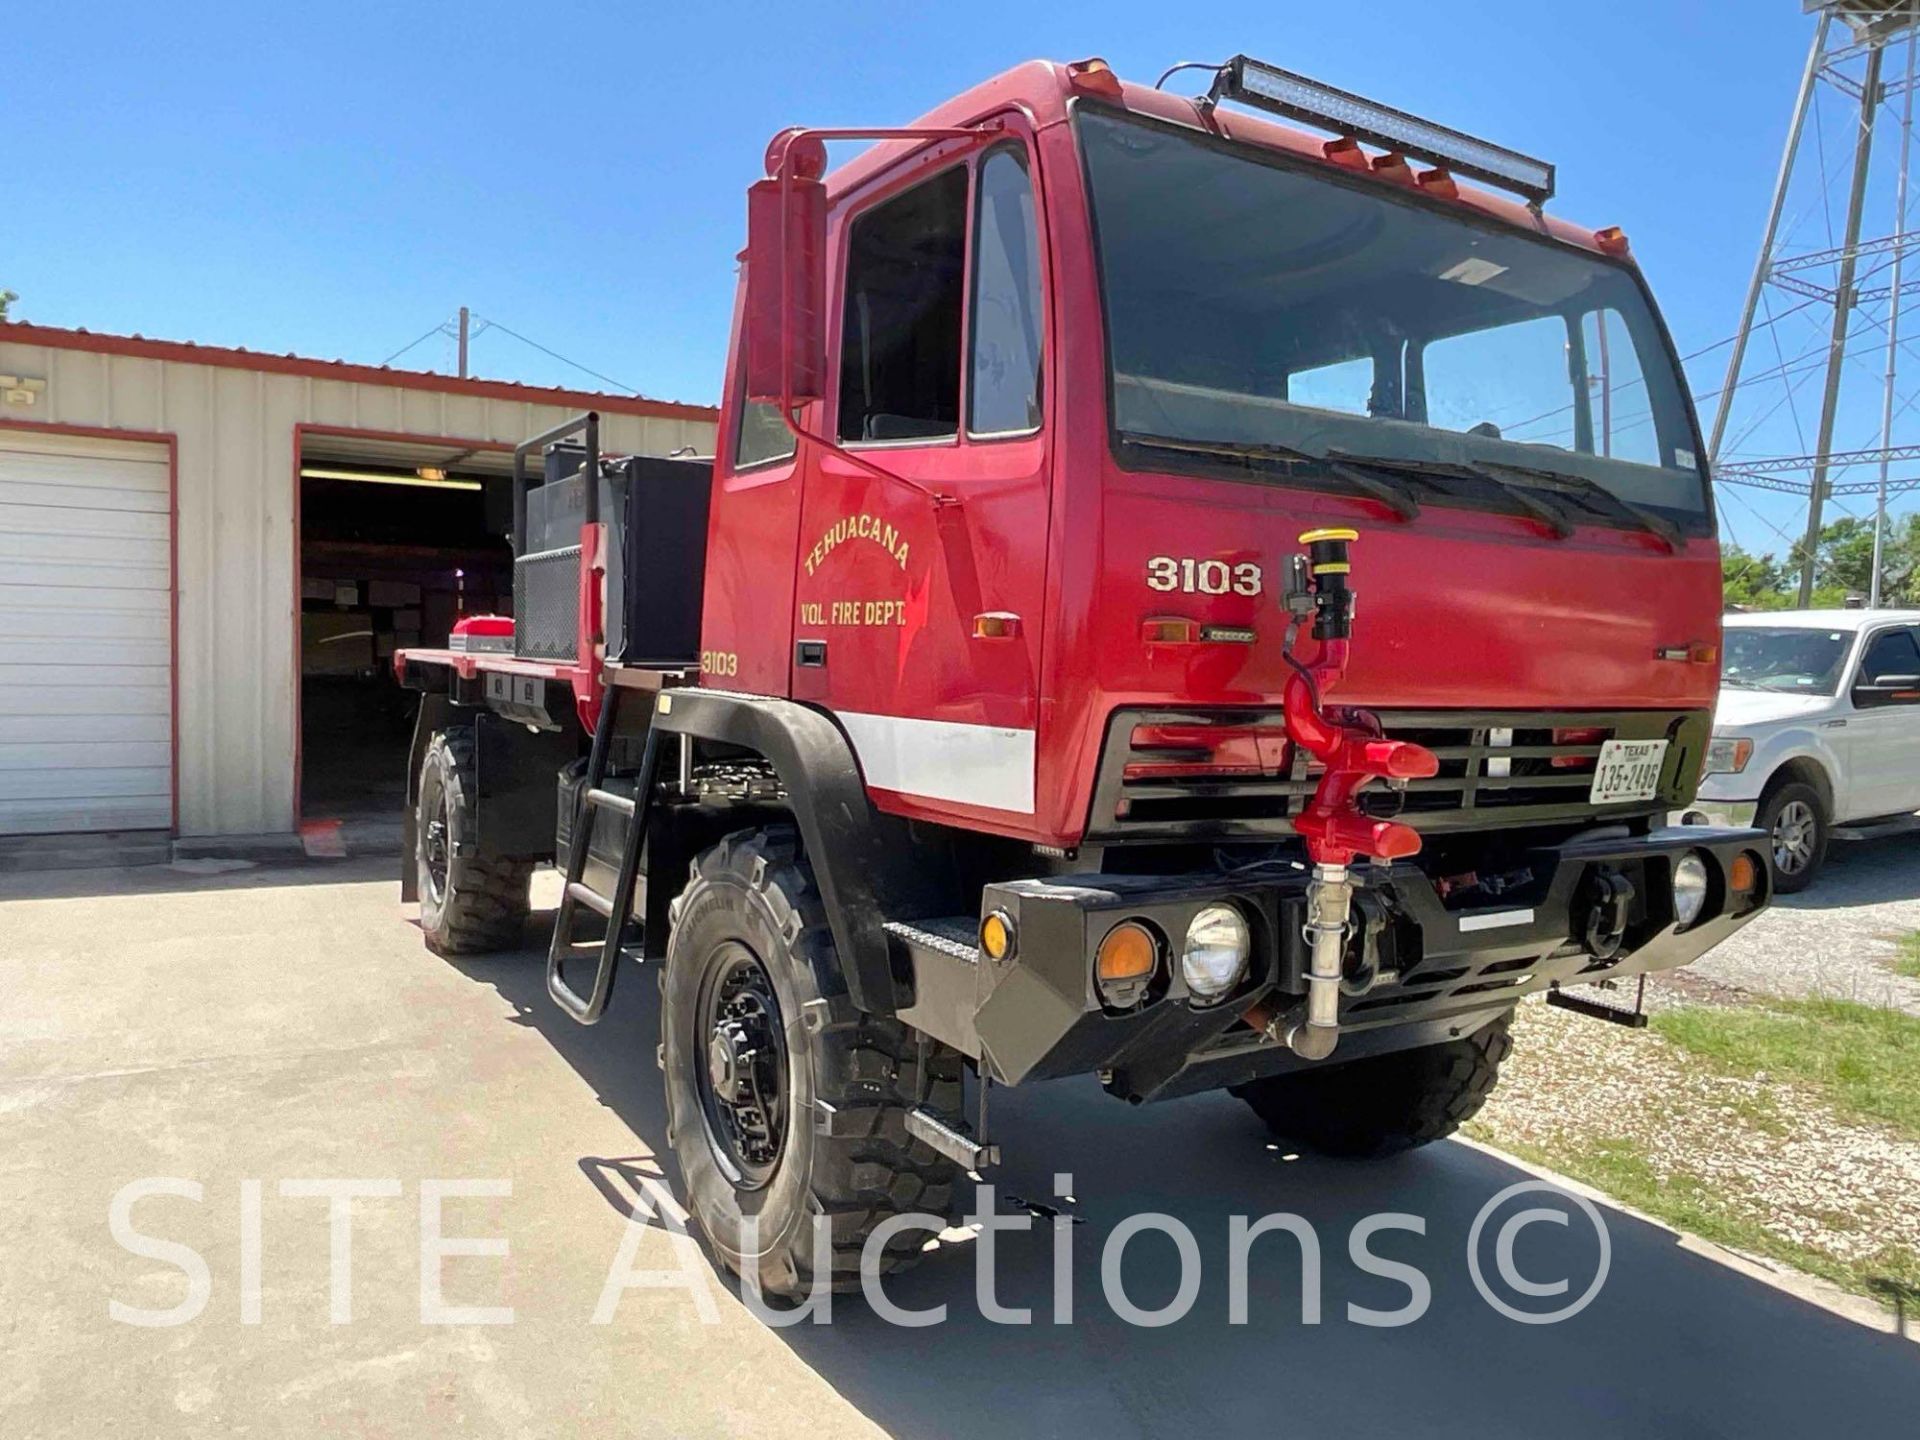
(1798, 40, 1884, 606)
(1711, 5, 1920, 609)
(1874, 30, 1919, 607)
(457, 306, 470, 379)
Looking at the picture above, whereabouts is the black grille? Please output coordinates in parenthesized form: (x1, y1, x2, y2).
(1087, 707, 1707, 843)
(513, 546, 582, 662)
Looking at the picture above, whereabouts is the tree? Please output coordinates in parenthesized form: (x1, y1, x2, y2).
(1722, 544, 1792, 610)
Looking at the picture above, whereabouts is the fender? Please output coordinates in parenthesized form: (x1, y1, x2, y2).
(1711, 726, 1843, 810)
(652, 688, 955, 1013)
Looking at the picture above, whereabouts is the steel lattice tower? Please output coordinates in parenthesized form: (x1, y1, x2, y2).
(1713, 1, 1920, 605)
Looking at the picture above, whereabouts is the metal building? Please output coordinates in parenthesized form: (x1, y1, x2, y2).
(0, 322, 715, 851)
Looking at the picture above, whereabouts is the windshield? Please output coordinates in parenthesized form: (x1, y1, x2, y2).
(1078, 108, 1710, 526)
(1721, 627, 1853, 695)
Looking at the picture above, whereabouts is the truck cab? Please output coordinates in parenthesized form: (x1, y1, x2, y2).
(397, 55, 1772, 1299)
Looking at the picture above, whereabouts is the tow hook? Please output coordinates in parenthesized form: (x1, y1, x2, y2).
(1581, 868, 1634, 960)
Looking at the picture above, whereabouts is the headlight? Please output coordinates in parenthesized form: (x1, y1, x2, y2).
(1703, 736, 1754, 776)
(1181, 904, 1251, 1000)
(1672, 851, 1710, 928)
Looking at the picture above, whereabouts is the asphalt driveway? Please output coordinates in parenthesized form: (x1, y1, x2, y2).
(2, 858, 1916, 1438)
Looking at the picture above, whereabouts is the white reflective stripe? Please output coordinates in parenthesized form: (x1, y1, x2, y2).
(1458, 908, 1535, 932)
(835, 711, 1035, 814)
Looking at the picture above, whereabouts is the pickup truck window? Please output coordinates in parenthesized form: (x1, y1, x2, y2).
(1722, 627, 1852, 695)
(1078, 106, 1710, 527)
(1860, 626, 1920, 683)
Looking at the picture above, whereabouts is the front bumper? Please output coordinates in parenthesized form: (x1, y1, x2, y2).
(893, 825, 1770, 1103)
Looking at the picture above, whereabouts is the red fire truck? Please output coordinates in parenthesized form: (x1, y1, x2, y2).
(396, 55, 1771, 1296)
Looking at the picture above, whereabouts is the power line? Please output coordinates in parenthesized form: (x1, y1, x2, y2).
(469, 314, 642, 395)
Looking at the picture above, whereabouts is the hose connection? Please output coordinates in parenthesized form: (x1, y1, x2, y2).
(1245, 528, 1441, 1060)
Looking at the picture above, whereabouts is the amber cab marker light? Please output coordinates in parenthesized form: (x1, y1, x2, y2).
(1595, 226, 1631, 256)
(973, 612, 1022, 640)
(1065, 57, 1124, 99)
(1142, 616, 1202, 645)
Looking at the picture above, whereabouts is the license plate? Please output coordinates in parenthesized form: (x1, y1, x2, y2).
(1588, 739, 1668, 805)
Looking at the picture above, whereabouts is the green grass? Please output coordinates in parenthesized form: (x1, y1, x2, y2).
(1893, 932, 1920, 981)
(1490, 1130, 1920, 1303)
(1652, 996, 1920, 1141)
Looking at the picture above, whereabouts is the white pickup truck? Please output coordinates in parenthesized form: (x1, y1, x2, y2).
(1676, 609, 1920, 891)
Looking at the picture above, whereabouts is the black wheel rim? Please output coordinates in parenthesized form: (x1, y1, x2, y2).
(423, 787, 452, 904)
(693, 943, 789, 1190)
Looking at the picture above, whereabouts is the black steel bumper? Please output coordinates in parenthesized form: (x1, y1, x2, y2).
(892, 825, 1770, 1103)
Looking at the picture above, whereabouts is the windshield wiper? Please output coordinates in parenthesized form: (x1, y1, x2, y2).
(1324, 449, 1574, 538)
(1120, 433, 1423, 520)
(1473, 457, 1684, 552)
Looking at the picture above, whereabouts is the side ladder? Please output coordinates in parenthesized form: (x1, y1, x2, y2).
(548, 686, 662, 1024)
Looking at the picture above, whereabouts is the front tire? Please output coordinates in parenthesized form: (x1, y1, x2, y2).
(661, 826, 963, 1297)
(1757, 780, 1827, 894)
(415, 727, 533, 955)
(1230, 1011, 1513, 1158)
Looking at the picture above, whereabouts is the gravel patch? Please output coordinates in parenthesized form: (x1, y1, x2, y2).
(1473, 998, 1920, 1272)
(1684, 832, 1920, 1015)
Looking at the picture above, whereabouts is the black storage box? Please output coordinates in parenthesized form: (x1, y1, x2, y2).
(513, 444, 711, 668)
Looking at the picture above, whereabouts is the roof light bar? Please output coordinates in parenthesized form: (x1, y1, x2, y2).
(1211, 55, 1556, 206)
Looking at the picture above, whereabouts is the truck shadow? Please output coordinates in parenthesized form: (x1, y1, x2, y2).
(451, 919, 1920, 1439)
(1778, 830, 1920, 910)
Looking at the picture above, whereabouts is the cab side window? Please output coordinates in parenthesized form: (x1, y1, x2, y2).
(1860, 627, 1920, 683)
(735, 394, 796, 470)
(837, 166, 969, 443)
(968, 146, 1044, 435)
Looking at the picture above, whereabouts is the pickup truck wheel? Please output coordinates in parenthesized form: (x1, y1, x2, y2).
(1230, 1011, 1513, 1158)
(415, 727, 533, 955)
(661, 826, 963, 1299)
(1757, 780, 1827, 894)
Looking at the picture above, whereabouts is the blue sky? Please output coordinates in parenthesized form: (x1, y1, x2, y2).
(9, 0, 1914, 555)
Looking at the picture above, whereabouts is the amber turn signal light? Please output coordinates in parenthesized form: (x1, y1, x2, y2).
(980, 909, 1016, 963)
(1097, 922, 1157, 981)
(1729, 853, 1759, 894)
(1095, 920, 1161, 1009)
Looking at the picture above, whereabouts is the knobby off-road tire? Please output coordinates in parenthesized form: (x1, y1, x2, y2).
(415, 727, 533, 956)
(661, 825, 963, 1298)
(1230, 1010, 1514, 1158)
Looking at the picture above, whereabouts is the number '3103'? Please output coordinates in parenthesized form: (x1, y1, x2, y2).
(1146, 556, 1263, 596)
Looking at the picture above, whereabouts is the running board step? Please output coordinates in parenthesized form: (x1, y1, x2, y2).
(883, 917, 980, 964)
(1831, 813, 1920, 841)
(906, 1106, 1000, 1171)
(1548, 977, 1648, 1028)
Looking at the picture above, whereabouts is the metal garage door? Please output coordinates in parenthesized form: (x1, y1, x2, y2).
(0, 430, 172, 834)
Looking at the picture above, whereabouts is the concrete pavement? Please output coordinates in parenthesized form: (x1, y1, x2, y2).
(2, 859, 1916, 1437)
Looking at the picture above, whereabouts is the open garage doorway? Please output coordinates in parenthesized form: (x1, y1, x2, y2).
(297, 430, 513, 848)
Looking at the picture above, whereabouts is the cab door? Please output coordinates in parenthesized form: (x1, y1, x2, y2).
(1846, 623, 1920, 816)
(699, 275, 805, 694)
(793, 132, 1052, 831)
